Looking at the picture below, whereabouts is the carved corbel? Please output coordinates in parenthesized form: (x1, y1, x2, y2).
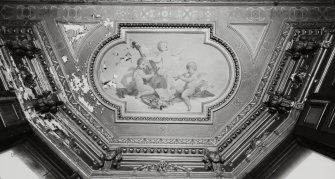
(288, 36, 321, 60)
(31, 91, 64, 114)
(101, 149, 122, 170)
(264, 93, 294, 114)
(203, 151, 223, 174)
(3, 34, 41, 60)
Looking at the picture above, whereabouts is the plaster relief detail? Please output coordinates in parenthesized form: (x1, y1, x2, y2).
(229, 23, 269, 59)
(58, 22, 100, 62)
(133, 160, 191, 173)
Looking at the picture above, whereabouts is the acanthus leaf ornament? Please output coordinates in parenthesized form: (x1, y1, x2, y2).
(133, 160, 191, 173)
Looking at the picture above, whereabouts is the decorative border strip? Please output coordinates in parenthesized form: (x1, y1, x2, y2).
(121, 147, 205, 155)
(1, 0, 333, 5)
(88, 23, 240, 122)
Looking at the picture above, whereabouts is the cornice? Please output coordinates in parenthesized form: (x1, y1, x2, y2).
(1, 0, 335, 6)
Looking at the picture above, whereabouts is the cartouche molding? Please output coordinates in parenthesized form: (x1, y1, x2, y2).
(1, 17, 335, 179)
(88, 23, 240, 123)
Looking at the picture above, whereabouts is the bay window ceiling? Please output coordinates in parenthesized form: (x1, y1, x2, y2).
(0, 1, 334, 179)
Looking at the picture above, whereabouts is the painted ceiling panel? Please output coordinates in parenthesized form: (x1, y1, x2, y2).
(0, 2, 334, 178)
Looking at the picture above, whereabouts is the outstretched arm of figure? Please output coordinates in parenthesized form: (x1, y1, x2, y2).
(178, 73, 196, 83)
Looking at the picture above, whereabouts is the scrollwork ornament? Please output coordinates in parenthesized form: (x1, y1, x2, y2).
(133, 160, 191, 173)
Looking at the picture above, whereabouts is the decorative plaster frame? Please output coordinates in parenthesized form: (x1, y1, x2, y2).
(88, 23, 241, 123)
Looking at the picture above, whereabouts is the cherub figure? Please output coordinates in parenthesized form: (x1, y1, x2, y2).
(133, 58, 155, 98)
(131, 40, 182, 94)
(152, 41, 183, 91)
(175, 61, 198, 111)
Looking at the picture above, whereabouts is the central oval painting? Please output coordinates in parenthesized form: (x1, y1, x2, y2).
(90, 24, 239, 122)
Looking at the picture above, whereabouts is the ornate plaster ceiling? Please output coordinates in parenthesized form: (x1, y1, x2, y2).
(0, 2, 334, 179)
